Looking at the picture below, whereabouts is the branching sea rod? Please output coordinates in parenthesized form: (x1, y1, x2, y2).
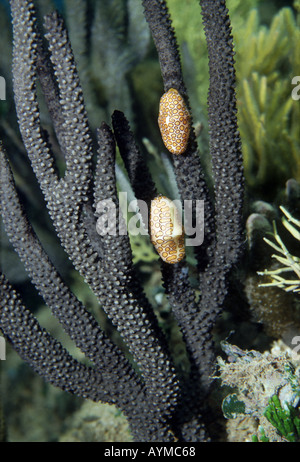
(0, 0, 244, 442)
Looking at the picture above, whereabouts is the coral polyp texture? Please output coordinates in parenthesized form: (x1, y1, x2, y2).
(0, 0, 246, 442)
(158, 88, 191, 155)
(150, 195, 185, 264)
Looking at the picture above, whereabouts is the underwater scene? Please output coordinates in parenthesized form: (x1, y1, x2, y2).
(0, 0, 299, 443)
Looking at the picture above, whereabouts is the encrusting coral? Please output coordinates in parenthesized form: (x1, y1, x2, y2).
(218, 341, 300, 442)
(0, 0, 245, 442)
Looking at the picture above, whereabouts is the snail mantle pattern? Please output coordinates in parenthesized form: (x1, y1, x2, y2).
(150, 195, 185, 264)
(158, 88, 191, 155)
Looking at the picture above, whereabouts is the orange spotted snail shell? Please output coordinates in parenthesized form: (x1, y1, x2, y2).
(150, 195, 185, 264)
(158, 88, 191, 155)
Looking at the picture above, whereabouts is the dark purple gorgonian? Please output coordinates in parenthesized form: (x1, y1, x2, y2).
(0, 0, 244, 442)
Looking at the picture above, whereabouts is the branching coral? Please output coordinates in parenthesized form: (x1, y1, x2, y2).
(258, 206, 300, 293)
(234, 4, 300, 195)
(0, 0, 244, 442)
(244, 197, 300, 341)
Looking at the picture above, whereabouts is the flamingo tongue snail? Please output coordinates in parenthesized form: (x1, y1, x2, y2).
(158, 88, 191, 155)
(150, 195, 185, 264)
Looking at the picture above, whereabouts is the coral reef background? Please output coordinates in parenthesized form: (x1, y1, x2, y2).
(0, 0, 299, 442)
